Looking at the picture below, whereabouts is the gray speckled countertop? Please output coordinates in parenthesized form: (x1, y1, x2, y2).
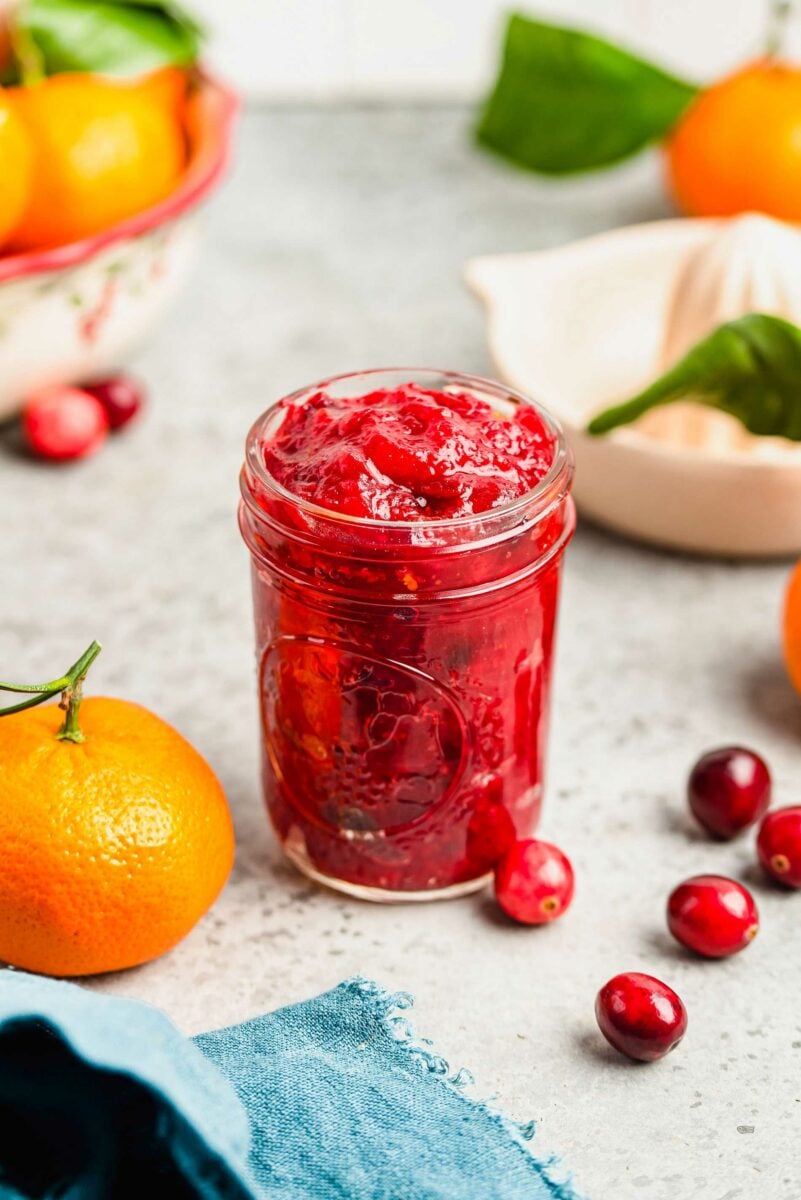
(2, 107, 800, 1200)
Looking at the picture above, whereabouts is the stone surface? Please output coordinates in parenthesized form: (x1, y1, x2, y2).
(2, 107, 800, 1200)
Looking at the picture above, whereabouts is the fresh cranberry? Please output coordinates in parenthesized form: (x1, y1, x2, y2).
(23, 386, 109, 461)
(595, 972, 687, 1062)
(494, 838, 574, 925)
(687, 746, 771, 839)
(757, 806, 801, 888)
(83, 374, 145, 431)
(667, 875, 758, 958)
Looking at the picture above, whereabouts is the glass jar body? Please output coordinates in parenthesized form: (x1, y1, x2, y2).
(240, 370, 574, 900)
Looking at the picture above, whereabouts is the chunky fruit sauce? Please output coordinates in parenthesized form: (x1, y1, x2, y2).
(240, 374, 574, 896)
(264, 384, 555, 521)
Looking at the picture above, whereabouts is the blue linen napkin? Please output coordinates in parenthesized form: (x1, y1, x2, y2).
(0, 970, 579, 1200)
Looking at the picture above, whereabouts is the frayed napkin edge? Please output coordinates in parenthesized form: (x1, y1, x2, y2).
(343, 976, 584, 1200)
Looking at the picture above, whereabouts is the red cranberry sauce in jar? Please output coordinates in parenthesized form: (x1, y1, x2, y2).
(239, 371, 574, 897)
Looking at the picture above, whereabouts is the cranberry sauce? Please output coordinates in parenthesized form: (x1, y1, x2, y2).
(240, 372, 574, 897)
(263, 384, 555, 521)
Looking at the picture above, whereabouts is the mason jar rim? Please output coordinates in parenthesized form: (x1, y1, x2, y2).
(242, 367, 574, 534)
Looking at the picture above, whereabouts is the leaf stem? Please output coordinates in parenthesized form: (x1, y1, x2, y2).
(56, 642, 101, 744)
(767, 0, 795, 57)
(0, 641, 102, 741)
(0, 668, 73, 696)
(8, 12, 45, 86)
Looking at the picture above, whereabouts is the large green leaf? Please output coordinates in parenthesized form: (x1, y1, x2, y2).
(476, 13, 698, 174)
(588, 314, 801, 441)
(15, 0, 202, 78)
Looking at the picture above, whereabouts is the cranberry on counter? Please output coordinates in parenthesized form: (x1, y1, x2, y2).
(84, 374, 145, 431)
(494, 839, 574, 925)
(667, 875, 759, 958)
(757, 807, 801, 888)
(23, 386, 109, 461)
(688, 746, 771, 839)
(596, 972, 687, 1062)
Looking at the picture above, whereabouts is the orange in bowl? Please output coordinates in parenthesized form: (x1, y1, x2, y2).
(7, 68, 188, 252)
(0, 94, 33, 247)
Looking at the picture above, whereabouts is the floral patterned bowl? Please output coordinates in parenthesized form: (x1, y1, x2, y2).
(0, 73, 237, 420)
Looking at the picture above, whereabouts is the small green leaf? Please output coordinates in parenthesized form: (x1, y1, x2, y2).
(588, 314, 801, 441)
(476, 13, 698, 174)
(15, 0, 202, 78)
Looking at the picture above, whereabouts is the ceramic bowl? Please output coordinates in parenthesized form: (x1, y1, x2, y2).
(0, 73, 237, 420)
(466, 218, 801, 558)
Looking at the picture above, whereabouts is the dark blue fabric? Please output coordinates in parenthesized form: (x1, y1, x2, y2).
(0, 971, 580, 1200)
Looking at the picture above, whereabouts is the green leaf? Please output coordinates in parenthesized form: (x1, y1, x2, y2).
(587, 314, 801, 441)
(476, 13, 698, 174)
(15, 0, 202, 78)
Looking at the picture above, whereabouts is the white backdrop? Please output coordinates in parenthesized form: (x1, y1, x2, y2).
(192, 0, 788, 100)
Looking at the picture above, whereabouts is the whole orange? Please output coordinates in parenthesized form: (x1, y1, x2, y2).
(0, 93, 33, 248)
(784, 559, 801, 697)
(666, 60, 801, 220)
(0, 696, 234, 976)
(7, 68, 187, 252)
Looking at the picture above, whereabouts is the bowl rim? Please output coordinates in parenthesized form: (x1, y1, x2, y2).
(0, 69, 238, 285)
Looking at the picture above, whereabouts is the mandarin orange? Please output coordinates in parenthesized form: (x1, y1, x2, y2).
(0, 694, 234, 976)
(666, 60, 801, 220)
(0, 93, 33, 247)
(783, 558, 801, 698)
(7, 68, 187, 252)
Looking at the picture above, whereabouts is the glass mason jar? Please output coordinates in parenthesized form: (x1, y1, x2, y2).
(239, 369, 575, 901)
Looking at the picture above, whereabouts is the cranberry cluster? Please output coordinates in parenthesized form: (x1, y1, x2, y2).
(486, 743, 801, 1063)
(21, 374, 145, 462)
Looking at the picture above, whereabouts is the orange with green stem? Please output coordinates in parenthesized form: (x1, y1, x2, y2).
(0, 641, 234, 977)
(666, 2, 801, 218)
(478, 3, 801, 223)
